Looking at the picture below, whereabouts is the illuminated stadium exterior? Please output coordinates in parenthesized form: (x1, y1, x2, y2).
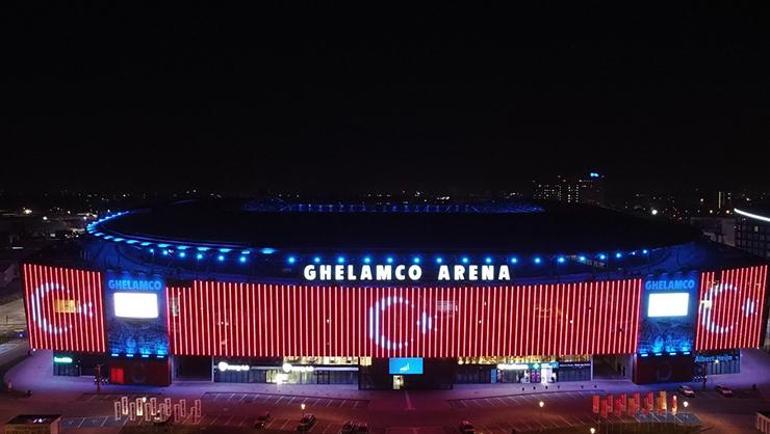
(22, 199, 769, 389)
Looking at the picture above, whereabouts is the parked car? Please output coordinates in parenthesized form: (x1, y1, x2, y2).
(715, 385, 734, 397)
(677, 385, 696, 397)
(459, 420, 475, 434)
(340, 421, 356, 434)
(297, 414, 317, 431)
(254, 411, 271, 429)
(152, 413, 172, 426)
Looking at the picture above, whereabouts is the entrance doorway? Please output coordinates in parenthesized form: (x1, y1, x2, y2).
(393, 375, 404, 390)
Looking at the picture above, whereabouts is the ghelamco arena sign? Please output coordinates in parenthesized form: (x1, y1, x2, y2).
(303, 263, 513, 282)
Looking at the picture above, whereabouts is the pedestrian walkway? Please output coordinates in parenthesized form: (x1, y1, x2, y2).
(448, 389, 602, 409)
(202, 391, 369, 409)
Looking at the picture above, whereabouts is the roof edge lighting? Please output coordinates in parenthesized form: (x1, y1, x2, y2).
(735, 208, 770, 223)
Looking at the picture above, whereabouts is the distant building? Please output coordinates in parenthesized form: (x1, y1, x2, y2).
(532, 172, 605, 206)
(735, 205, 770, 260)
(690, 216, 735, 246)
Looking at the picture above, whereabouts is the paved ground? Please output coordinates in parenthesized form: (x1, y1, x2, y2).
(0, 299, 26, 336)
(2, 347, 770, 433)
(202, 391, 369, 409)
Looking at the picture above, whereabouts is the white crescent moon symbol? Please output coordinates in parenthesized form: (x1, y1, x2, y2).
(701, 283, 756, 334)
(30, 283, 94, 335)
(368, 296, 431, 350)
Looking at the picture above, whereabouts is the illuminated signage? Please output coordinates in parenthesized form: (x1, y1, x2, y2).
(104, 271, 168, 356)
(282, 363, 314, 373)
(388, 357, 424, 375)
(53, 356, 73, 364)
(217, 361, 250, 372)
(107, 278, 163, 291)
(303, 264, 512, 282)
(644, 278, 696, 291)
(496, 363, 529, 371)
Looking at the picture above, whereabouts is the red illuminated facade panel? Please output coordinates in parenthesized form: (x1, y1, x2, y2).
(695, 265, 768, 351)
(167, 279, 642, 358)
(22, 264, 106, 352)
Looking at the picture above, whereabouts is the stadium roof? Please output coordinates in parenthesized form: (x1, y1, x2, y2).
(94, 199, 702, 254)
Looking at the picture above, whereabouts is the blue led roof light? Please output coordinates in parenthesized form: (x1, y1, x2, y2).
(435, 256, 443, 264)
(509, 257, 518, 264)
(287, 256, 296, 264)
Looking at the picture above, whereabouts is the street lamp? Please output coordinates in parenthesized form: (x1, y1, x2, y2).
(300, 403, 306, 411)
(683, 401, 689, 408)
(538, 400, 544, 408)
(590, 428, 596, 434)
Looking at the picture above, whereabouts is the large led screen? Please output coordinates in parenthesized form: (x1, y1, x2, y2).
(695, 265, 768, 351)
(389, 357, 424, 375)
(168, 279, 642, 358)
(22, 264, 106, 352)
(647, 293, 689, 317)
(104, 272, 168, 356)
(113, 292, 160, 319)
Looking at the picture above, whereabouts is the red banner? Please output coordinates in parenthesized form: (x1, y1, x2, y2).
(695, 265, 767, 351)
(168, 279, 642, 357)
(22, 264, 106, 352)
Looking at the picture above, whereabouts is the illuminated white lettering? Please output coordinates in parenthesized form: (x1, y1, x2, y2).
(360, 265, 373, 280)
(438, 265, 450, 280)
(303, 265, 317, 280)
(346, 265, 357, 281)
(408, 265, 422, 280)
(498, 265, 511, 280)
(334, 265, 345, 280)
(376, 265, 392, 280)
(395, 265, 406, 280)
(468, 265, 478, 280)
(453, 265, 465, 280)
(319, 265, 332, 280)
(481, 265, 494, 280)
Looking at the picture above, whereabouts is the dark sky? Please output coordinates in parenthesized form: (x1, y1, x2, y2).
(2, 3, 770, 195)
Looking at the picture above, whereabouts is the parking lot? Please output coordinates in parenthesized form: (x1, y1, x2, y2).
(447, 389, 600, 409)
(60, 413, 348, 432)
(202, 391, 369, 409)
(78, 392, 164, 402)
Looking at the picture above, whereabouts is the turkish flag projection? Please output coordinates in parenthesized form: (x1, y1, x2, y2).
(167, 279, 642, 358)
(22, 264, 106, 352)
(695, 265, 768, 351)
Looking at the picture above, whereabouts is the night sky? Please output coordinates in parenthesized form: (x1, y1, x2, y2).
(2, 3, 770, 195)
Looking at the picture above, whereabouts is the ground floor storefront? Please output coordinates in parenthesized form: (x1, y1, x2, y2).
(49, 351, 741, 389)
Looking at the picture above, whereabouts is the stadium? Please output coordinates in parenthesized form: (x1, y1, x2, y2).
(22, 199, 768, 389)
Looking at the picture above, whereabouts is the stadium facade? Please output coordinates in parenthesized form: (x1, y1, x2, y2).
(22, 200, 768, 389)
